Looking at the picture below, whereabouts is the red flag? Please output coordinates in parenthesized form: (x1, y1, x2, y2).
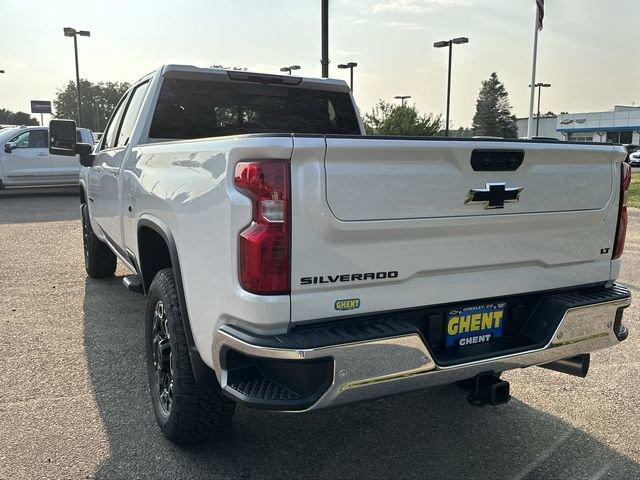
(537, 0, 544, 30)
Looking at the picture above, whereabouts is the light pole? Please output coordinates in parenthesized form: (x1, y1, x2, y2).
(337, 62, 358, 91)
(279, 65, 301, 75)
(321, 0, 329, 78)
(394, 95, 411, 107)
(529, 82, 551, 136)
(64, 27, 90, 126)
(434, 36, 469, 136)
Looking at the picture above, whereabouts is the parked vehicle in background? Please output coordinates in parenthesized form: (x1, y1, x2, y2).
(0, 125, 93, 188)
(624, 144, 640, 155)
(629, 151, 640, 167)
(52, 64, 631, 447)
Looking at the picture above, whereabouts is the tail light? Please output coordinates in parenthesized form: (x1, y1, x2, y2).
(234, 160, 290, 295)
(613, 161, 631, 259)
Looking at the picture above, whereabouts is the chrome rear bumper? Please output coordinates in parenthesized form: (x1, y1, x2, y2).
(212, 290, 630, 412)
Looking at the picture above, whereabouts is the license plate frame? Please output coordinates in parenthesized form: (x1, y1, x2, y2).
(445, 302, 506, 348)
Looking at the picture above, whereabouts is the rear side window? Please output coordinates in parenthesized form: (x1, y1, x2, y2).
(103, 92, 130, 149)
(149, 78, 360, 140)
(116, 81, 150, 147)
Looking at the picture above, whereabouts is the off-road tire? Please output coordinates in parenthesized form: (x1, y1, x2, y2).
(146, 268, 235, 445)
(81, 203, 117, 278)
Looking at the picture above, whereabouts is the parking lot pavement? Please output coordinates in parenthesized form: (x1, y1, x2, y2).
(1, 194, 639, 480)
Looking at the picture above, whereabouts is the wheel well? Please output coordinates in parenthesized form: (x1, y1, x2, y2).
(138, 226, 172, 293)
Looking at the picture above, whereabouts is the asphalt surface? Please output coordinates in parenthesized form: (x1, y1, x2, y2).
(1, 193, 639, 480)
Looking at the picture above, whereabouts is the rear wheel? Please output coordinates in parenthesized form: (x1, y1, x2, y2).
(81, 203, 116, 278)
(146, 268, 235, 445)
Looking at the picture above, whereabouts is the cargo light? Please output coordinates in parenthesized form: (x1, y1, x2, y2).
(234, 161, 290, 295)
(613, 161, 631, 259)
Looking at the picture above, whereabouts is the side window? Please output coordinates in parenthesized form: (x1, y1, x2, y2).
(28, 130, 48, 148)
(76, 130, 82, 143)
(11, 131, 30, 148)
(11, 130, 47, 148)
(102, 93, 130, 150)
(116, 81, 150, 147)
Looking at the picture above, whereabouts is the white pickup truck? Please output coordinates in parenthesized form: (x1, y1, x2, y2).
(49, 64, 631, 446)
(0, 125, 94, 188)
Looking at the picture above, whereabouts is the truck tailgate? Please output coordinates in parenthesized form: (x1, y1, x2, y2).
(290, 136, 626, 323)
(325, 139, 614, 220)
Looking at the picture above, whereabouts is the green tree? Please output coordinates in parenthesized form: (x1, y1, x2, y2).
(472, 72, 518, 138)
(53, 79, 130, 131)
(0, 108, 39, 126)
(364, 100, 442, 136)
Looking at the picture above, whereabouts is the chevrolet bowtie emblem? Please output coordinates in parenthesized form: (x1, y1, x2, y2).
(465, 183, 523, 209)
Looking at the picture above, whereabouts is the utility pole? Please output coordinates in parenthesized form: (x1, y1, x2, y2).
(337, 62, 357, 91)
(321, 0, 329, 77)
(529, 82, 551, 136)
(64, 27, 90, 126)
(434, 37, 469, 136)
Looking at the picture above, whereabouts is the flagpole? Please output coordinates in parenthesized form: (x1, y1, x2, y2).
(526, 6, 539, 138)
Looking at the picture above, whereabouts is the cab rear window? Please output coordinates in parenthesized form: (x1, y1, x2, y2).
(149, 78, 360, 139)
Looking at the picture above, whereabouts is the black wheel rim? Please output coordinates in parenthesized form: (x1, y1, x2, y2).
(152, 300, 174, 415)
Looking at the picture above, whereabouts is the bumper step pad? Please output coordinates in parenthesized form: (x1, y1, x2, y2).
(228, 376, 303, 402)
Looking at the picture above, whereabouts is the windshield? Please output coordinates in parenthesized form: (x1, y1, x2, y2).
(0, 127, 21, 143)
(149, 78, 361, 140)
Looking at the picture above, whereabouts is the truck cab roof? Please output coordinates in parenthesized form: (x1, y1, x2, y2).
(156, 64, 351, 93)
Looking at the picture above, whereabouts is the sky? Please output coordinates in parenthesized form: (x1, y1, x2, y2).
(1, 0, 639, 128)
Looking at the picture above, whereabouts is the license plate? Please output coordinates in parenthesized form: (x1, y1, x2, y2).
(445, 303, 506, 348)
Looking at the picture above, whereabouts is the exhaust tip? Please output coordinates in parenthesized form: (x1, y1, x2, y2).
(539, 353, 590, 378)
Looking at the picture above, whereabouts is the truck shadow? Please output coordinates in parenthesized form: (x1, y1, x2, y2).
(82, 277, 640, 480)
(0, 192, 79, 224)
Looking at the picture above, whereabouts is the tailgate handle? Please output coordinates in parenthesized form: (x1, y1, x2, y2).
(470, 150, 524, 171)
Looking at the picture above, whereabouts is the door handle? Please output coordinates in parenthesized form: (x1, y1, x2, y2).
(103, 166, 120, 175)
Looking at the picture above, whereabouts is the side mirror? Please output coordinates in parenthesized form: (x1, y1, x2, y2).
(4, 142, 15, 154)
(77, 143, 95, 167)
(49, 119, 77, 157)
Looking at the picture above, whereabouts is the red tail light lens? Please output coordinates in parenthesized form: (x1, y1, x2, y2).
(613, 161, 631, 259)
(234, 161, 290, 295)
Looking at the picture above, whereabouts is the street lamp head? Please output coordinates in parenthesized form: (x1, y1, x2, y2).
(0, 70, 4, 74)
(64, 27, 90, 37)
(541, 83, 551, 87)
(280, 65, 300, 73)
(394, 95, 411, 100)
(433, 40, 450, 48)
(451, 37, 469, 44)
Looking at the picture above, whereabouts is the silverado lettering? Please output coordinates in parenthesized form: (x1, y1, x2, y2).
(301, 271, 399, 285)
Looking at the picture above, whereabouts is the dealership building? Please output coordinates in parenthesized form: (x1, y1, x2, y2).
(517, 105, 640, 144)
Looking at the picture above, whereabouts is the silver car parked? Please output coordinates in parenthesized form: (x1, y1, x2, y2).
(0, 125, 93, 188)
